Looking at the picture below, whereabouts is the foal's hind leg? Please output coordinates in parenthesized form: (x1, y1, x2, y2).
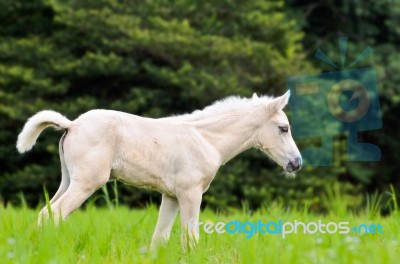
(49, 178, 107, 222)
(38, 133, 70, 225)
(39, 145, 111, 224)
(50, 133, 70, 204)
(45, 169, 110, 223)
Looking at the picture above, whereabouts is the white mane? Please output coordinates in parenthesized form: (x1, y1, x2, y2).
(167, 95, 273, 121)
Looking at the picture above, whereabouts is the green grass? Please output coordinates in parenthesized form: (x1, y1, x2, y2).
(1, 201, 399, 264)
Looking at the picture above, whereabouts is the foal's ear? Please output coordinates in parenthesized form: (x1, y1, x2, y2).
(252, 93, 259, 100)
(268, 91, 290, 112)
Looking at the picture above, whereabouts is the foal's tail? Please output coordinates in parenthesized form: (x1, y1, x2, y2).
(17, 110, 72, 153)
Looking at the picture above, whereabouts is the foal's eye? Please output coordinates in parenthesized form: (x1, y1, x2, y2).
(279, 126, 289, 134)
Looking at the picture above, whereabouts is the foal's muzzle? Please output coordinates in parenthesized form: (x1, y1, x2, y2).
(286, 157, 302, 172)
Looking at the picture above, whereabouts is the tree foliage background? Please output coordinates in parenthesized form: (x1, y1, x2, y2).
(0, 0, 399, 212)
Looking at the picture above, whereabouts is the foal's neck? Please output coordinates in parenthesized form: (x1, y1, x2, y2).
(193, 108, 264, 165)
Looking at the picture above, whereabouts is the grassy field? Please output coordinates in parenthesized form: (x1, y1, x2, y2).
(1, 199, 399, 264)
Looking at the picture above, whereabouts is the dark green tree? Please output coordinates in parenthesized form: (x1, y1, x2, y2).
(286, 0, 400, 209)
(1, 0, 343, 210)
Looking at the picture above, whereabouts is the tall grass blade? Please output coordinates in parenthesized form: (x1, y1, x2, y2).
(102, 184, 113, 210)
(321, 182, 347, 216)
(18, 192, 27, 209)
(43, 186, 54, 223)
(365, 191, 382, 218)
(112, 180, 119, 208)
(385, 184, 398, 214)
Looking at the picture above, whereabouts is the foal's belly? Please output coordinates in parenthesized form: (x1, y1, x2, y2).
(110, 167, 175, 197)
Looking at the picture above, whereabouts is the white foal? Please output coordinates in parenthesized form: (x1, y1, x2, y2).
(16, 91, 301, 249)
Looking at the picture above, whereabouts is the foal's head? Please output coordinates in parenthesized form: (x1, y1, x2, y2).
(255, 91, 302, 173)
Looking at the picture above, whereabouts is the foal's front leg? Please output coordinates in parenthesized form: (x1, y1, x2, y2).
(151, 194, 179, 249)
(177, 188, 203, 250)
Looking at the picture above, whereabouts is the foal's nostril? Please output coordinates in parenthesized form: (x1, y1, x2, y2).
(295, 157, 302, 168)
(287, 157, 302, 172)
